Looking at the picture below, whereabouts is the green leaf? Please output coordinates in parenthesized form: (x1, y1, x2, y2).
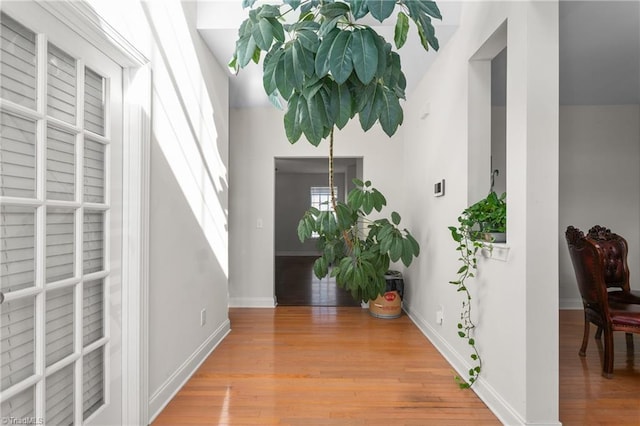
(371, 30, 389, 78)
(263, 48, 283, 95)
(390, 237, 403, 262)
(421, 1, 442, 19)
(297, 218, 306, 242)
(242, 0, 257, 8)
(362, 191, 373, 214)
(236, 35, 257, 68)
(297, 29, 320, 53)
(251, 46, 261, 64)
(358, 83, 380, 131)
(332, 83, 352, 129)
(284, 40, 305, 91)
(228, 54, 238, 74)
(257, 5, 281, 18)
(415, 15, 439, 52)
(269, 18, 285, 43)
(329, 31, 354, 85)
(300, 94, 325, 146)
(275, 48, 294, 99)
(394, 11, 409, 49)
(318, 15, 341, 38)
(457, 265, 468, 274)
(378, 87, 403, 136)
(283, 0, 301, 10)
(315, 28, 340, 77)
(468, 338, 475, 345)
(320, 2, 350, 19)
(367, 0, 396, 22)
(347, 187, 363, 210)
(405, 232, 420, 256)
(458, 331, 466, 338)
(348, 0, 369, 20)
(350, 29, 378, 85)
(401, 238, 414, 266)
(252, 18, 274, 51)
(391, 211, 401, 225)
(284, 93, 302, 143)
(313, 256, 328, 279)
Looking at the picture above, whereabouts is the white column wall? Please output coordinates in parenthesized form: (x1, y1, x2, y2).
(401, 2, 559, 424)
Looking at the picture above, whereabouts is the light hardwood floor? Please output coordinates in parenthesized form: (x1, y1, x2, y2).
(152, 309, 639, 425)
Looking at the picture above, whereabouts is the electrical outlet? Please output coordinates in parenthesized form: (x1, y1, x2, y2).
(200, 308, 206, 326)
(436, 306, 444, 325)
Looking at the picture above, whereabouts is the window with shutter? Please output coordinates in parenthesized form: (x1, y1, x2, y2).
(0, 11, 115, 424)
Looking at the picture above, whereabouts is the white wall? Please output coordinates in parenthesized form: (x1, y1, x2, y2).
(229, 108, 404, 307)
(87, 1, 231, 421)
(275, 172, 345, 255)
(559, 105, 640, 308)
(401, 2, 559, 425)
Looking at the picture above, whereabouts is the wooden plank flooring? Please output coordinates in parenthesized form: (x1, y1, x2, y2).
(152, 307, 500, 425)
(559, 310, 640, 425)
(152, 308, 640, 425)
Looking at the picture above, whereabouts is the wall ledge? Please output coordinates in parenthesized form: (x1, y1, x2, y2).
(481, 243, 510, 262)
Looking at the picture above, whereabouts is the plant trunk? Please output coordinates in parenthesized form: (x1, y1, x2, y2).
(329, 127, 337, 212)
(328, 127, 353, 250)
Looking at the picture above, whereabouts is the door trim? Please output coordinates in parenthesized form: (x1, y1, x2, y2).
(42, 2, 152, 424)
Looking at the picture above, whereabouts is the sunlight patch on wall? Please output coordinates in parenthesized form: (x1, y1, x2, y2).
(145, 1, 229, 276)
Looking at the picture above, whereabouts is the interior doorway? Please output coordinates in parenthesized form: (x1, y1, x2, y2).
(274, 157, 362, 306)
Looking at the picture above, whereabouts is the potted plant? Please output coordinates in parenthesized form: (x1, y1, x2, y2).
(229, 1, 441, 311)
(448, 191, 507, 388)
(297, 179, 419, 314)
(457, 191, 506, 242)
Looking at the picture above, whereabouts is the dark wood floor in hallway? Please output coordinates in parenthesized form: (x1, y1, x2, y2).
(152, 307, 500, 425)
(275, 256, 360, 307)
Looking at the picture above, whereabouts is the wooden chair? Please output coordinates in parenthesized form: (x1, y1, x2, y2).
(586, 225, 640, 305)
(565, 225, 640, 377)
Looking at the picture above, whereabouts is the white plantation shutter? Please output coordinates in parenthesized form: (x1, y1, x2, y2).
(0, 14, 36, 109)
(45, 286, 74, 367)
(47, 43, 76, 124)
(47, 126, 76, 201)
(46, 208, 75, 283)
(0, 205, 36, 293)
(0, 386, 35, 420)
(0, 112, 37, 198)
(83, 212, 104, 274)
(84, 68, 105, 136)
(0, 297, 35, 391)
(1, 11, 113, 423)
(83, 279, 103, 346)
(84, 138, 105, 203)
(83, 347, 104, 420)
(46, 363, 74, 424)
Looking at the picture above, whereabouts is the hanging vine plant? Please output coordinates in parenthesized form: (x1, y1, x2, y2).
(448, 191, 507, 388)
(230, 1, 441, 301)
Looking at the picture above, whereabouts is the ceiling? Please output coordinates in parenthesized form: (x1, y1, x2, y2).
(196, 1, 640, 109)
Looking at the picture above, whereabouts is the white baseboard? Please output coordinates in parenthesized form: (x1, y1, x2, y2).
(559, 298, 582, 310)
(228, 297, 276, 308)
(275, 251, 320, 256)
(148, 319, 231, 422)
(404, 304, 535, 426)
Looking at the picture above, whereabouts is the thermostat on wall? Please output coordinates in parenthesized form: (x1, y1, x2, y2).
(434, 179, 445, 197)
